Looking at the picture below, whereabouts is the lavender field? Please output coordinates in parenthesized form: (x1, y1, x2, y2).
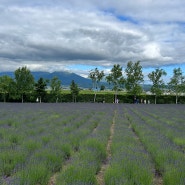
(0, 103, 184, 185)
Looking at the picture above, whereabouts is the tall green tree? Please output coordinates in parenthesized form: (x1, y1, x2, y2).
(168, 67, 185, 104)
(0, 75, 15, 102)
(106, 64, 125, 103)
(89, 69, 96, 90)
(125, 61, 144, 96)
(148, 68, 167, 104)
(89, 68, 104, 102)
(14, 67, 35, 103)
(70, 80, 80, 103)
(50, 76, 62, 103)
(35, 77, 48, 103)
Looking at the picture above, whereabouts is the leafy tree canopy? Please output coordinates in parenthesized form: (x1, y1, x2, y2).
(70, 80, 80, 102)
(50, 76, 62, 103)
(168, 67, 185, 104)
(14, 66, 35, 102)
(125, 61, 144, 95)
(148, 68, 167, 104)
(35, 77, 48, 102)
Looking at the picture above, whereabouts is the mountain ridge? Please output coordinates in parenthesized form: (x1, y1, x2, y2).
(0, 71, 92, 88)
(0, 71, 152, 90)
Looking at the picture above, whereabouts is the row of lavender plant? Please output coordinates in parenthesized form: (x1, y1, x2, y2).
(0, 103, 104, 184)
(136, 105, 185, 150)
(1, 103, 184, 184)
(104, 108, 154, 185)
(125, 104, 185, 185)
(56, 105, 115, 185)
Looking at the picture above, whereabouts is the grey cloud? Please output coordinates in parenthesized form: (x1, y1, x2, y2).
(3, 0, 185, 22)
(0, 0, 184, 73)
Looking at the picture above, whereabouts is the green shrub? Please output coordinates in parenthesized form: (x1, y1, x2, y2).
(18, 162, 50, 185)
(82, 138, 106, 163)
(23, 140, 42, 153)
(57, 165, 97, 185)
(0, 150, 26, 176)
(105, 165, 128, 185)
(164, 167, 185, 185)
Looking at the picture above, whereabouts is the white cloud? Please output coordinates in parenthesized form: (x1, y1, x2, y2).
(0, 0, 184, 76)
(142, 43, 172, 61)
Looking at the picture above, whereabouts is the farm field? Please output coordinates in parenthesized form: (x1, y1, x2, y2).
(0, 103, 184, 185)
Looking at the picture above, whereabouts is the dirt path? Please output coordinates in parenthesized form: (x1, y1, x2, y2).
(48, 157, 72, 185)
(48, 120, 99, 185)
(48, 174, 57, 185)
(96, 110, 116, 185)
(153, 169, 163, 185)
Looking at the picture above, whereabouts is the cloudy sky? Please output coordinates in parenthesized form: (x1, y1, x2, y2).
(0, 0, 185, 81)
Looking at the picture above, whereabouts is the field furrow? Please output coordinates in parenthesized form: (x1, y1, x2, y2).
(104, 108, 154, 185)
(135, 106, 185, 153)
(123, 108, 163, 185)
(124, 104, 185, 185)
(96, 110, 116, 185)
(0, 103, 185, 185)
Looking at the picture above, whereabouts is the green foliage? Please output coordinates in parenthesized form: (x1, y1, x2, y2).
(129, 106, 185, 185)
(1, 64, 185, 104)
(0, 103, 185, 184)
(168, 67, 185, 104)
(0, 75, 15, 102)
(58, 165, 97, 185)
(173, 137, 185, 147)
(105, 112, 153, 185)
(105, 64, 125, 103)
(14, 66, 35, 102)
(105, 166, 128, 185)
(31, 149, 64, 173)
(70, 80, 80, 102)
(81, 138, 106, 164)
(50, 76, 62, 103)
(89, 68, 105, 102)
(0, 149, 26, 176)
(35, 77, 48, 102)
(89, 68, 104, 90)
(56, 108, 112, 185)
(1, 90, 185, 103)
(18, 162, 51, 185)
(125, 61, 144, 95)
(106, 64, 124, 90)
(148, 68, 167, 104)
(164, 167, 185, 185)
(23, 140, 42, 153)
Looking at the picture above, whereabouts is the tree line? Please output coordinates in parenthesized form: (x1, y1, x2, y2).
(88, 61, 185, 104)
(0, 61, 185, 103)
(0, 66, 79, 103)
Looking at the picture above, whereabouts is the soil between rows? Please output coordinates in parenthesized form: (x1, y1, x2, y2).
(96, 110, 116, 185)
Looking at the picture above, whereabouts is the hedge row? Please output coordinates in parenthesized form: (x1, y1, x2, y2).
(1, 92, 185, 104)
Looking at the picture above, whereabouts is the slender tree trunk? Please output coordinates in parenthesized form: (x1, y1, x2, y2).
(176, 95, 178, 104)
(155, 95, 157, 104)
(94, 92, 96, 103)
(115, 90, 118, 103)
(3, 93, 6, 103)
(72, 94, 76, 103)
(22, 94, 24, 103)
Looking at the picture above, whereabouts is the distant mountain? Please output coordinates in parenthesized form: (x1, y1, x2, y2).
(0, 71, 92, 88)
(0, 71, 152, 90)
(0, 72, 15, 78)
